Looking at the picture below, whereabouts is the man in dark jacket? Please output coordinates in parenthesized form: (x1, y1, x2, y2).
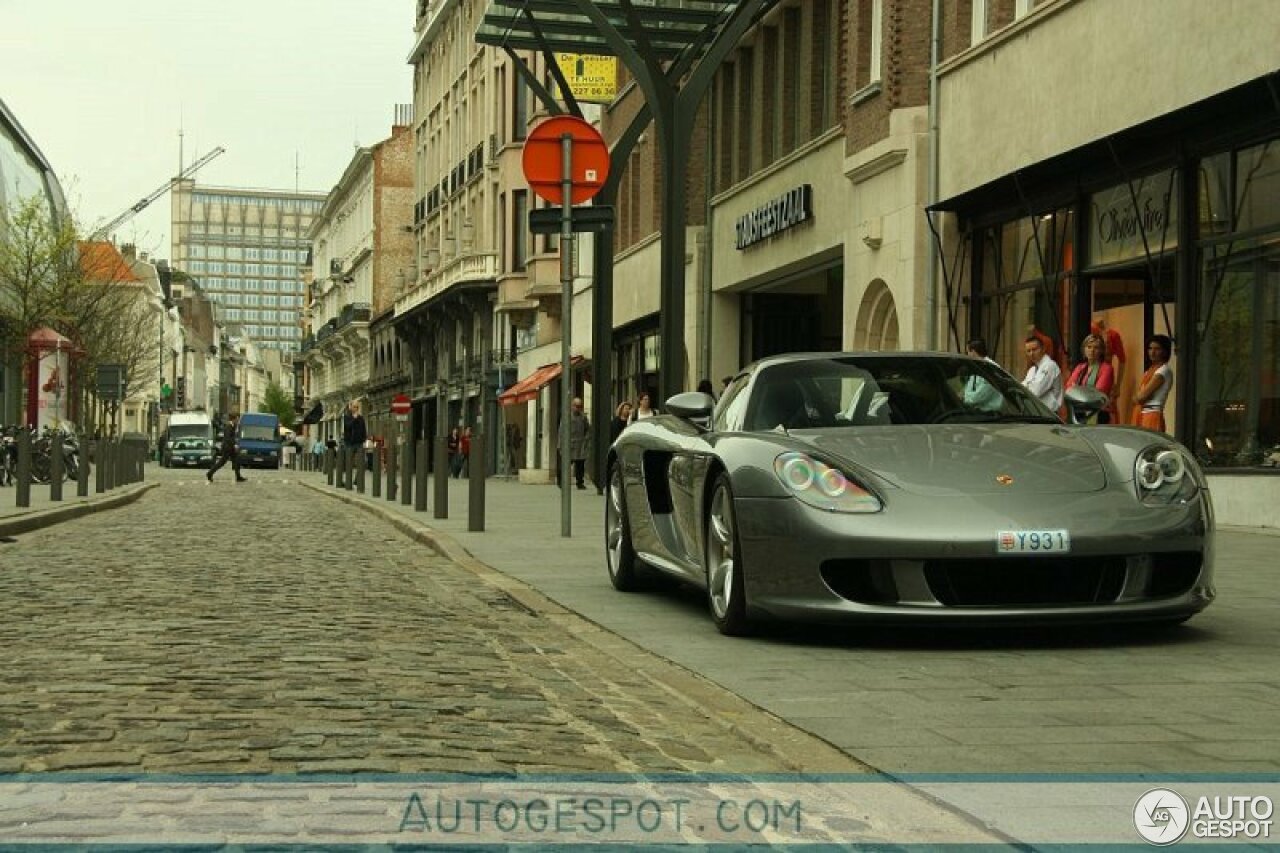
(207, 413, 245, 483)
(342, 401, 368, 471)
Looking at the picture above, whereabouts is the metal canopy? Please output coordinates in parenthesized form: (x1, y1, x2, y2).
(476, 0, 734, 59)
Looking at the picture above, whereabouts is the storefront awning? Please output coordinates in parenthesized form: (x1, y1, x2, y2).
(497, 356, 584, 406)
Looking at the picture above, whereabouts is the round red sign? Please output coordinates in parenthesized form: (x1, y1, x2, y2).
(521, 115, 611, 206)
(390, 394, 412, 416)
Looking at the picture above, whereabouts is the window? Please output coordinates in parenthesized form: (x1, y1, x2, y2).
(513, 75, 528, 141)
(868, 0, 883, 85)
(971, 0, 989, 44)
(737, 46, 753, 182)
(512, 190, 528, 271)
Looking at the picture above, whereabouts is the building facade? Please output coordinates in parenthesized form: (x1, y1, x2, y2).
(302, 111, 416, 447)
(0, 96, 70, 426)
(170, 181, 325, 353)
(397, 0, 585, 481)
(931, 0, 1280, 525)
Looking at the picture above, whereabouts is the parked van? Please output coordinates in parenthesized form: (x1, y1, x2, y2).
(237, 412, 281, 469)
(162, 412, 215, 468)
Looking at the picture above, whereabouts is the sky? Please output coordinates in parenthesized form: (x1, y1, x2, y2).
(1, 1, 414, 259)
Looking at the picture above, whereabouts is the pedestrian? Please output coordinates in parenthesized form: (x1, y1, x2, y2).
(459, 426, 472, 477)
(206, 412, 245, 483)
(696, 378, 717, 400)
(557, 397, 591, 489)
(610, 401, 632, 444)
(630, 391, 658, 423)
(1132, 334, 1174, 433)
(342, 401, 367, 452)
(1022, 335, 1064, 413)
(448, 426, 462, 477)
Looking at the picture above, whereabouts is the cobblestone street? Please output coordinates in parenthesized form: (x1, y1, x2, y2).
(0, 476, 837, 776)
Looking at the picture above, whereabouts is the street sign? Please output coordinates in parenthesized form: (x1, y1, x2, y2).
(529, 205, 614, 235)
(522, 116, 610, 205)
(554, 53, 618, 103)
(391, 394, 412, 416)
(160, 382, 172, 398)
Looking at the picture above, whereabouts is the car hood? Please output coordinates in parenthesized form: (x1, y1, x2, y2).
(800, 424, 1108, 496)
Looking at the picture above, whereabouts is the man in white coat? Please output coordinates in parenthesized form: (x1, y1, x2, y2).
(1022, 335, 1063, 412)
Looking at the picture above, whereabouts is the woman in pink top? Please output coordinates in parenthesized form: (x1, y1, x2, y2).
(1066, 333, 1116, 423)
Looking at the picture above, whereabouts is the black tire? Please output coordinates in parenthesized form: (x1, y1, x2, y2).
(705, 473, 752, 636)
(605, 462, 644, 591)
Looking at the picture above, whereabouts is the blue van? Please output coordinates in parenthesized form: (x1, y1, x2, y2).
(237, 412, 281, 469)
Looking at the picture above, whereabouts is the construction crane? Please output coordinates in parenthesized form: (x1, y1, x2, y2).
(91, 146, 226, 239)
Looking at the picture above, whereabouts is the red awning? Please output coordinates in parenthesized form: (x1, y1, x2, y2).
(497, 356, 583, 406)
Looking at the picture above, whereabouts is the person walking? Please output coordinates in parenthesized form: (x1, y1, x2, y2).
(342, 401, 367, 471)
(610, 401, 632, 444)
(448, 427, 463, 477)
(207, 413, 245, 483)
(557, 397, 591, 489)
(459, 426, 472, 477)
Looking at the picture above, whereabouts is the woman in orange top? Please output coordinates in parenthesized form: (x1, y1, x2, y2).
(1133, 335, 1174, 433)
(1066, 333, 1116, 423)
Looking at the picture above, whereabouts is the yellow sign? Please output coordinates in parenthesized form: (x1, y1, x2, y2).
(555, 53, 618, 103)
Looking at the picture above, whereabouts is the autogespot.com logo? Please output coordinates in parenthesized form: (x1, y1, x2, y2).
(1134, 788, 1190, 845)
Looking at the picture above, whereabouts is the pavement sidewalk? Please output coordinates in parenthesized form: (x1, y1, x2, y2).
(0, 476, 155, 536)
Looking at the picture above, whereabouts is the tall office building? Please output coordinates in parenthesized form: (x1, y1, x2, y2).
(170, 181, 326, 352)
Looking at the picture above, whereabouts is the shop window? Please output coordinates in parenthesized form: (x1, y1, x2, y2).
(1194, 139, 1280, 469)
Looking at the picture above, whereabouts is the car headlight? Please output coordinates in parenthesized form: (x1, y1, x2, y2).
(1134, 445, 1199, 505)
(773, 452, 881, 513)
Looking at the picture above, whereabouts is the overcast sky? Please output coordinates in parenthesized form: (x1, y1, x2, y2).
(1, 1, 413, 258)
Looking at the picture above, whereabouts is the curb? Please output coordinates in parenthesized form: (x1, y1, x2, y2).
(301, 480, 868, 774)
(0, 482, 159, 538)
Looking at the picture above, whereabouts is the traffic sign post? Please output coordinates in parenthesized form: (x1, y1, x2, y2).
(523, 117, 611, 539)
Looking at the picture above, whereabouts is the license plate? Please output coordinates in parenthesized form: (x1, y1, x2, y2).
(997, 529, 1071, 554)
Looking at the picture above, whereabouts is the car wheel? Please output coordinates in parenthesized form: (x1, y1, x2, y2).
(605, 463, 643, 591)
(706, 473, 751, 636)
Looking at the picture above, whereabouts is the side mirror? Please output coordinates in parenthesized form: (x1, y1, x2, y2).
(665, 391, 715, 421)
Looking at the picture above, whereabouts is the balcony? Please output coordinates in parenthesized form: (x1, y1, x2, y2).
(396, 252, 498, 316)
(338, 302, 372, 329)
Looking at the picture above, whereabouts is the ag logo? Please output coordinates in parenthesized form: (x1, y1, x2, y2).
(1134, 788, 1190, 845)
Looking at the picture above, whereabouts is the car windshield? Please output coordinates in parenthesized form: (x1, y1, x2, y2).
(240, 425, 277, 442)
(744, 356, 1059, 431)
(168, 426, 211, 440)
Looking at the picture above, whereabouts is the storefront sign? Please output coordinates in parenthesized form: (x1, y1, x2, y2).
(1089, 170, 1179, 267)
(735, 185, 813, 250)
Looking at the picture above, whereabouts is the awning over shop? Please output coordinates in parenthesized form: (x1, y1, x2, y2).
(497, 356, 584, 406)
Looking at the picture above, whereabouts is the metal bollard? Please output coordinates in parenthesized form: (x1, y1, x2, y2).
(77, 441, 90, 497)
(400, 440, 413, 506)
(138, 443, 145, 483)
(355, 448, 366, 494)
(468, 430, 486, 532)
(326, 448, 336, 486)
(103, 441, 114, 491)
(50, 436, 63, 502)
(386, 443, 397, 502)
(433, 435, 449, 519)
(95, 441, 106, 494)
(15, 429, 32, 508)
(371, 448, 381, 498)
(414, 438, 428, 513)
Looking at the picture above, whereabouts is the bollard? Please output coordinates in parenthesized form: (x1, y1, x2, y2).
(77, 440, 90, 497)
(355, 447, 366, 494)
(400, 440, 413, 507)
(326, 448, 335, 486)
(433, 435, 449, 519)
(50, 435, 64, 502)
(95, 440, 106, 494)
(468, 430, 486, 532)
(15, 429, 32, 509)
(103, 441, 114, 491)
(335, 447, 346, 489)
(386, 443, 397, 502)
(414, 438, 428, 513)
(138, 443, 145, 483)
(371, 449, 381, 498)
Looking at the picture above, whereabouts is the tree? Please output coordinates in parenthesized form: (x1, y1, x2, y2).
(259, 381, 295, 430)
(2, 194, 162, 430)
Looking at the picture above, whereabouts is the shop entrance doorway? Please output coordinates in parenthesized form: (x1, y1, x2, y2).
(1086, 265, 1176, 431)
(742, 264, 842, 362)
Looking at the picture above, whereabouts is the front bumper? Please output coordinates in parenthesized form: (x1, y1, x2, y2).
(733, 489, 1215, 625)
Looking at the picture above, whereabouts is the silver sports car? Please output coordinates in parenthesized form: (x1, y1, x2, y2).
(604, 352, 1215, 635)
